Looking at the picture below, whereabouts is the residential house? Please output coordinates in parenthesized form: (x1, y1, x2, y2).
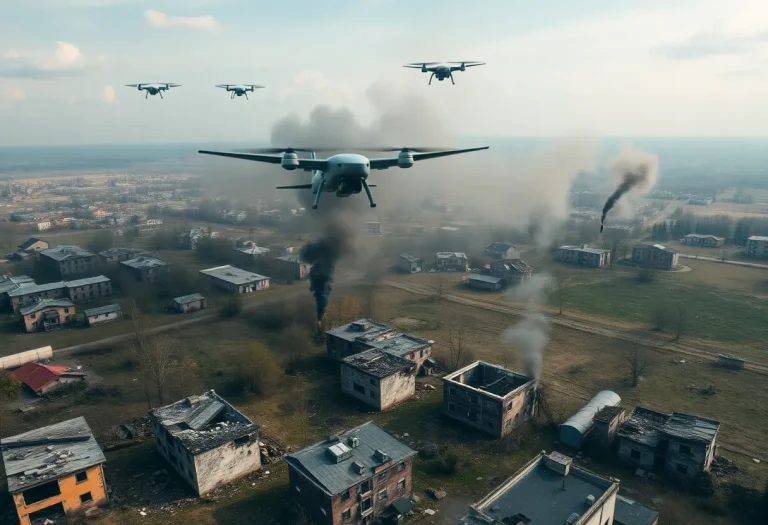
(84, 304, 123, 326)
(435, 252, 468, 271)
(36, 221, 52, 232)
(556, 245, 611, 268)
(199, 265, 271, 294)
(397, 253, 423, 274)
(98, 247, 145, 263)
(285, 421, 417, 525)
(274, 254, 311, 280)
(368, 333, 433, 376)
(12, 362, 87, 395)
(341, 349, 416, 411)
(172, 293, 207, 313)
(120, 255, 172, 283)
(0, 275, 34, 309)
(148, 390, 261, 496)
(467, 274, 504, 291)
(746, 236, 768, 259)
(617, 407, 720, 479)
(1, 417, 108, 525)
(682, 234, 725, 247)
(485, 242, 520, 260)
(17, 237, 49, 254)
(20, 299, 76, 333)
(7, 276, 112, 313)
(458, 451, 619, 525)
(443, 361, 537, 438)
(39, 245, 97, 277)
(65, 275, 113, 302)
(631, 244, 679, 270)
(591, 406, 627, 451)
(234, 242, 271, 264)
(489, 259, 534, 286)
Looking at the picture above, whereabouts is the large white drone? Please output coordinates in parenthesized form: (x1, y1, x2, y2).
(215, 84, 266, 100)
(403, 61, 485, 85)
(125, 83, 181, 99)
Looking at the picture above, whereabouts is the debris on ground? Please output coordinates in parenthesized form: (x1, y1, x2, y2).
(424, 509, 437, 516)
(711, 456, 740, 476)
(427, 487, 446, 500)
(259, 433, 288, 464)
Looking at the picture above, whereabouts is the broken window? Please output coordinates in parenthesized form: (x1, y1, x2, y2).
(449, 387, 456, 396)
(679, 444, 692, 456)
(341, 489, 351, 501)
(234, 435, 252, 446)
(676, 464, 689, 474)
(379, 471, 388, 482)
(361, 497, 372, 512)
(23, 480, 61, 505)
(75, 471, 88, 483)
(369, 378, 375, 386)
(80, 492, 93, 504)
(397, 479, 406, 491)
(448, 403, 456, 413)
(342, 508, 352, 521)
(379, 489, 388, 501)
(469, 395, 478, 405)
(361, 480, 372, 494)
(354, 383, 365, 394)
(398, 462, 405, 472)
(630, 449, 641, 460)
(369, 390, 375, 399)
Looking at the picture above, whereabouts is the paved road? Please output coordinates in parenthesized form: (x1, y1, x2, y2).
(679, 253, 768, 270)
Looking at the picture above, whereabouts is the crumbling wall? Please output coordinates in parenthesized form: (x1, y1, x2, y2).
(618, 440, 656, 471)
(500, 382, 536, 438)
(379, 371, 415, 411)
(664, 439, 713, 478)
(341, 364, 381, 409)
(193, 433, 261, 495)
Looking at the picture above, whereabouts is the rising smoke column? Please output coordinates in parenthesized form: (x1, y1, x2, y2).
(600, 148, 659, 232)
(300, 220, 352, 323)
(501, 274, 553, 382)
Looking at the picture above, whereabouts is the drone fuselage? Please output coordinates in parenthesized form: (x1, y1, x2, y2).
(433, 65, 452, 80)
(307, 154, 371, 197)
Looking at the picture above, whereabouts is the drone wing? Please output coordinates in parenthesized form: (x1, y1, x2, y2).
(198, 150, 327, 171)
(369, 146, 489, 170)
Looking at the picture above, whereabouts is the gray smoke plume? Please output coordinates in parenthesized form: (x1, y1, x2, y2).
(501, 274, 554, 381)
(300, 219, 352, 323)
(600, 147, 659, 232)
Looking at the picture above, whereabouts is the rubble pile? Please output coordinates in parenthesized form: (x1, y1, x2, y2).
(711, 456, 740, 477)
(259, 432, 288, 464)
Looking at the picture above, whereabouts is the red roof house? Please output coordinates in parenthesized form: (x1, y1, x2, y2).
(12, 362, 86, 395)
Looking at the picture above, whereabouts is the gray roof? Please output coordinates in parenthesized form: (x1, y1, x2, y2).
(325, 318, 395, 344)
(199, 265, 269, 285)
(436, 252, 467, 259)
(149, 390, 259, 455)
(19, 298, 74, 316)
(276, 254, 305, 263)
(342, 348, 414, 378)
(235, 244, 270, 256)
(468, 274, 503, 284)
(0, 275, 34, 294)
(99, 247, 144, 257)
(594, 405, 625, 424)
(748, 235, 768, 242)
(485, 242, 516, 253)
(284, 421, 417, 496)
(617, 407, 669, 448)
(65, 275, 110, 288)
(40, 244, 95, 261)
(121, 255, 170, 269)
(614, 494, 660, 525)
(466, 453, 616, 525)
(662, 412, 720, 444)
(8, 281, 66, 297)
(1, 416, 106, 493)
(84, 304, 122, 317)
(371, 333, 431, 358)
(559, 245, 610, 255)
(633, 244, 679, 254)
(684, 234, 724, 241)
(399, 253, 422, 263)
(173, 293, 205, 305)
(493, 259, 534, 273)
(560, 391, 621, 443)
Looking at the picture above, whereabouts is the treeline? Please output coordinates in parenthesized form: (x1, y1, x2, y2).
(652, 211, 768, 244)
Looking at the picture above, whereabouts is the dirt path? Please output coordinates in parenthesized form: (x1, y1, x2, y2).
(679, 253, 768, 270)
(383, 279, 768, 375)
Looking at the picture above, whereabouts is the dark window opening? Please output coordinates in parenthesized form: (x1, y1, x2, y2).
(80, 492, 93, 503)
(679, 444, 692, 456)
(361, 497, 372, 512)
(234, 435, 252, 445)
(448, 403, 456, 413)
(23, 480, 61, 505)
(28, 502, 65, 523)
(75, 471, 88, 483)
(398, 462, 405, 472)
(369, 390, 375, 399)
(369, 378, 375, 385)
(379, 471, 388, 482)
(353, 383, 365, 394)
(361, 480, 372, 493)
(342, 509, 352, 521)
(676, 464, 689, 474)
(630, 449, 641, 460)
(341, 490, 351, 501)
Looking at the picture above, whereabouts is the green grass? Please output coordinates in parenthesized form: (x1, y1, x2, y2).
(555, 274, 768, 343)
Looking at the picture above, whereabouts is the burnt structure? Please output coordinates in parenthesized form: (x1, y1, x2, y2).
(443, 361, 537, 438)
(617, 407, 720, 479)
(341, 349, 415, 411)
(149, 390, 261, 496)
(285, 422, 416, 525)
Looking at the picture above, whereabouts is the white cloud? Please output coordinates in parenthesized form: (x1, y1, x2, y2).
(0, 42, 104, 79)
(144, 9, 221, 31)
(102, 85, 116, 104)
(0, 87, 27, 101)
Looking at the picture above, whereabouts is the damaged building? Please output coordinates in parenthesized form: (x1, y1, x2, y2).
(149, 390, 261, 496)
(617, 407, 720, 479)
(443, 361, 537, 438)
(1, 417, 108, 525)
(341, 349, 416, 411)
(489, 258, 534, 286)
(326, 319, 434, 375)
(459, 451, 659, 525)
(285, 421, 417, 525)
(12, 362, 87, 396)
(559, 391, 622, 450)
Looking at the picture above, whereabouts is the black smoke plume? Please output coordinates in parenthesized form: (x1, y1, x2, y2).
(300, 220, 352, 322)
(600, 149, 659, 232)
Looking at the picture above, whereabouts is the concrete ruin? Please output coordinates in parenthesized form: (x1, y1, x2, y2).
(148, 390, 261, 496)
(443, 361, 537, 438)
(341, 349, 416, 411)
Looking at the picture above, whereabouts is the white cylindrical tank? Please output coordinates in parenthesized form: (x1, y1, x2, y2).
(0, 346, 54, 370)
(559, 390, 621, 449)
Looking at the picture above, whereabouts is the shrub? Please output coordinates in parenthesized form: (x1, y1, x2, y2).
(220, 296, 243, 318)
(234, 342, 284, 396)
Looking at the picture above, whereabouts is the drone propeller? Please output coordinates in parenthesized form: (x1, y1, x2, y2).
(403, 62, 439, 68)
(362, 147, 448, 153)
(162, 83, 181, 87)
(248, 85, 266, 89)
(239, 147, 338, 154)
(449, 61, 486, 66)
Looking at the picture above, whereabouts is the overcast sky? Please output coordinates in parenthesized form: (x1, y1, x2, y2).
(2, 0, 768, 145)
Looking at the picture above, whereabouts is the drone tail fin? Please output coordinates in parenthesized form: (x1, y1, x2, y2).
(276, 184, 313, 190)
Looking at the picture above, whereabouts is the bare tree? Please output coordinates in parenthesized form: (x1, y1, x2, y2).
(719, 249, 728, 263)
(624, 344, 651, 387)
(649, 303, 667, 331)
(445, 314, 475, 371)
(130, 302, 153, 409)
(131, 303, 177, 407)
(432, 275, 446, 302)
(674, 304, 687, 341)
(323, 296, 363, 329)
(553, 272, 569, 315)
